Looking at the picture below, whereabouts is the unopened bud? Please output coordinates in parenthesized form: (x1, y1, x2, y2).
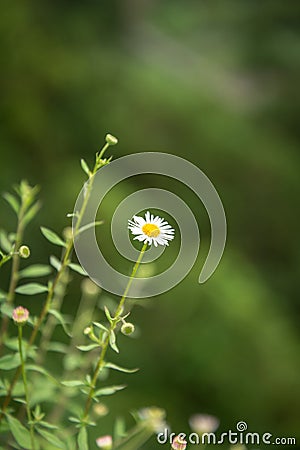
(121, 322, 135, 336)
(84, 326, 92, 335)
(12, 306, 29, 326)
(93, 403, 109, 417)
(172, 435, 187, 450)
(62, 227, 73, 241)
(105, 134, 118, 146)
(19, 245, 30, 259)
(96, 435, 113, 449)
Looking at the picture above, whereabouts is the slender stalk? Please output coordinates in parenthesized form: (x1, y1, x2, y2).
(0, 202, 26, 351)
(0, 140, 113, 419)
(83, 242, 147, 419)
(18, 326, 36, 450)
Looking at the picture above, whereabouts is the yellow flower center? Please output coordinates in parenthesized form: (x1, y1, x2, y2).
(142, 223, 160, 238)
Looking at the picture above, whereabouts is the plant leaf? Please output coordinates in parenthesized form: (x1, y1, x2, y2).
(15, 283, 48, 295)
(80, 158, 91, 177)
(76, 344, 99, 352)
(19, 264, 52, 279)
(47, 341, 68, 353)
(104, 306, 113, 324)
(40, 227, 66, 247)
(49, 255, 62, 271)
(22, 201, 41, 227)
(93, 322, 109, 332)
(77, 221, 104, 235)
(36, 427, 65, 449)
(26, 364, 60, 385)
(3, 193, 19, 215)
(48, 309, 72, 337)
(94, 385, 126, 397)
(105, 362, 138, 374)
(109, 330, 119, 353)
(0, 229, 12, 253)
(6, 414, 31, 449)
(0, 354, 20, 370)
(61, 380, 85, 387)
(68, 263, 87, 276)
(78, 427, 88, 450)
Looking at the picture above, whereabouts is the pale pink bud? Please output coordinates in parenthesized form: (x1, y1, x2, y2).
(172, 434, 187, 450)
(12, 306, 29, 326)
(96, 435, 112, 449)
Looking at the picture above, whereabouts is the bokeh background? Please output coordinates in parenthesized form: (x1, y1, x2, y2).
(1, 1, 300, 448)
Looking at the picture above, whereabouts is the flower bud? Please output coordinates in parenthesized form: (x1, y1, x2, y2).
(93, 403, 109, 417)
(172, 435, 187, 450)
(19, 245, 30, 259)
(84, 326, 92, 335)
(121, 322, 135, 336)
(62, 226, 73, 241)
(96, 435, 113, 449)
(81, 279, 101, 296)
(189, 414, 219, 434)
(105, 134, 118, 146)
(12, 306, 29, 326)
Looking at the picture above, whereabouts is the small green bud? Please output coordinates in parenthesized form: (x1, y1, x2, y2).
(62, 226, 73, 241)
(19, 245, 30, 259)
(105, 134, 118, 146)
(84, 326, 92, 335)
(121, 322, 135, 336)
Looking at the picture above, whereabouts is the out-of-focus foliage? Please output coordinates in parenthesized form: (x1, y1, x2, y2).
(0, 1, 299, 448)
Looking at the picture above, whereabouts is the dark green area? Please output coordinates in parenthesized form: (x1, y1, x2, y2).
(0, 1, 299, 448)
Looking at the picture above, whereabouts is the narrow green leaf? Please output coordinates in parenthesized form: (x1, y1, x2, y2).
(22, 201, 41, 227)
(78, 427, 88, 450)
(0, 230, 12, 253)
(6, 414, 31, 449)
(38, 420, 58, 430)
(68, 263, 87, 276)
(3, 193, 19, 215)
(15, 283, 48, 295)
(48, 309, 72, 337)
(36, 427, 65, 449)
(93, 322, 109, 332)
(61, 380, 85, 387)
(47, 341, 68, 353)
(49, 255, 62, 271)
(40, 227, 66, 247)
(0, 354, 20, 370)
(94, 385, 126, 397)
(109, 330, 119, 353)
(105, 362, 138, 374)
(77, 220, 104, 235)
(104, 306, 113, 324)
(76, 344, 99, 352)
(80, 159, 91, 177)
(68, 416, 81, 424)
(26, 364, 59, 385)
(19, 264, 52, 279)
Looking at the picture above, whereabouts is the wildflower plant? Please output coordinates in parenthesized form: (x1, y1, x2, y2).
(0, 134, 173, 449)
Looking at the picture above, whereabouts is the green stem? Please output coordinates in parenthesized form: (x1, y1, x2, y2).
(83, 242, 147, 419)
(18, 326, 36, 450)
(0, 140, 113, 419)
(0, 202, 26, 351)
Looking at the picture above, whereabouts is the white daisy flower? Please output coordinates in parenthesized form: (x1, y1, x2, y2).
(128, 211, 175, 247)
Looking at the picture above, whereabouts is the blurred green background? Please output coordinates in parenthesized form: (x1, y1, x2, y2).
(1, 1, 300, 448)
